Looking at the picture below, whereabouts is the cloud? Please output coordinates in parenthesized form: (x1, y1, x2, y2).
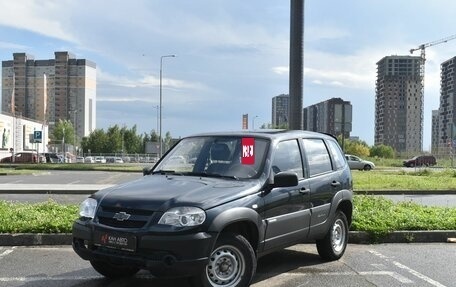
(97, 69, 207, 91)
(0, 41, 29, 50)
(272, 66, 289, 75)
(305, 26, 351, 42)
(0, 0, 77, 43)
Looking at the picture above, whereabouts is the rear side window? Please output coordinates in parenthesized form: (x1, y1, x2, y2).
(302, 138, 332, 177)
(271, 139, 304, 179)
(326, 139, 346, 170)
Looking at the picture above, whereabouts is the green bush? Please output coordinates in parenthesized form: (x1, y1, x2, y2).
(0, 200, 78, 233)
(1, 195, 456, 243)
(352, 195, 456, 240)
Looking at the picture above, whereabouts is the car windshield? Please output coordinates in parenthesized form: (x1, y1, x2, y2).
(153, 136, 269, 180)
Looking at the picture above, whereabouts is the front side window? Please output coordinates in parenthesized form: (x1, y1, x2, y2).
(271, 140, 303, 179)
(154, 136, 269, 179)
(303, 138, 333, 177)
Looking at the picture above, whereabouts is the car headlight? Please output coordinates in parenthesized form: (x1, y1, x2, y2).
(158, 207, 206, 227)
(79, 198, 98, 219)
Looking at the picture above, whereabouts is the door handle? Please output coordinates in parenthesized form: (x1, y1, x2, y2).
(331, 181, 341, 187)
(299, 187, 309, 194)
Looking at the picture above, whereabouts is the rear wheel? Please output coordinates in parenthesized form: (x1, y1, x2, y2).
(191, 233, 256, 287)
(316, 210, 349, 261)
(90, 260, 139, 278)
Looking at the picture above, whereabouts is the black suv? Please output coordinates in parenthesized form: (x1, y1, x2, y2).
(73, 130, 353, 286)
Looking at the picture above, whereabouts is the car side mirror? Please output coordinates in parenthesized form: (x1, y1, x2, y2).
(143, 167, 153, 176)
(273, 172, 298, 188)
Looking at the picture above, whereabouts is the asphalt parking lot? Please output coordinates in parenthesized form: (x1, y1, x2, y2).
(0, 243, 454, 287)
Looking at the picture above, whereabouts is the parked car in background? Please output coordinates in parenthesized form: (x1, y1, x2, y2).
(84, 156, 95, 163)
(403, 155, 436, 167)
(75, 157, 85, 163)
(44, 152, 61, 163)
(114, 157, 124, 163)
(94, 156, 106, 164)
(345, 154, 375, 171)
(0, 152, 41, 163)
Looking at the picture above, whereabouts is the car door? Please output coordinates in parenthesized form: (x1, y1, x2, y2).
(303, 138, 345, 231)
(262, 139, 311, 251)
(346, 155, 360, 169)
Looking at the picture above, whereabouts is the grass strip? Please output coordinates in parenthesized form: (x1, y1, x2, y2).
(0, 200, 78, 233)
(0, 196, 455, 243)
(352, 195, 456, 240)
(352, 169, 456, 191)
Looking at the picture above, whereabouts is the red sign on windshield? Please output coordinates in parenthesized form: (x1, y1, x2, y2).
(241, 138, 254, 165)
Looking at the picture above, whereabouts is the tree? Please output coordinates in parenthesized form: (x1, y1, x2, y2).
(370, 144, 395, 158)
(80, 125, 146, 155)
(52, 119, 75, 145)
(340, 137, 370, 157)
(164, 131, 173, 152)
(81, 129, 109, 154)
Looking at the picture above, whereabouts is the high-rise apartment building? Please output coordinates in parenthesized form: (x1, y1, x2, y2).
(435, 56, 456, 155)
(431, 109, 440, 154)
(1, 52, 96, 142)
(303, 98, 352, 139)
(271, 94, 289, 128)
(375, 55, 423, 154)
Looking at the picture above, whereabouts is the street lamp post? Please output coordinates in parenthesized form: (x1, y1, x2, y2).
(154, 105, 159, 134)
(70, 110, 77, 155)
(159, 54, 175, 158)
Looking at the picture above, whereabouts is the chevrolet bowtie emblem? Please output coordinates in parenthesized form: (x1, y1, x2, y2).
(113, 211, 131, 221)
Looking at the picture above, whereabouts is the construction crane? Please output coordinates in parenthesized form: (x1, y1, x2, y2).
(409, 34, 456, 102)
(410, 34, 456, 82)
(410, 34, 456, 61)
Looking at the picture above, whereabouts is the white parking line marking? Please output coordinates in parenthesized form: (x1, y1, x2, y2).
(369, 250, 447, 287)
(0, 276, 102, 282)
(0, 273, 162, 282)
(283, 270, 413, 283)
(0, 247, 15, 258)
(360, 271, 414, 284)
(392, 261, 447, 287)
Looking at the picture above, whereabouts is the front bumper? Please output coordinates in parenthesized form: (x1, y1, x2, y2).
(72, 221, 216, 277)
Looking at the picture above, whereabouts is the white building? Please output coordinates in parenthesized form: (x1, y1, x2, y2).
(0, 113, 49, 160)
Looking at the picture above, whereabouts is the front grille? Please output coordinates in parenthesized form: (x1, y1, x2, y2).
(98, 217, 147, 228)
(96, 205, 155, 229)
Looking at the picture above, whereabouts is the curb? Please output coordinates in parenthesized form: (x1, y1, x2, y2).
(0, 233, 72, 246)
(1, 231, 456, 246)
(355, 190, 456, 195)
(0, 184, 114, 195)
(348, 230, 456, 244)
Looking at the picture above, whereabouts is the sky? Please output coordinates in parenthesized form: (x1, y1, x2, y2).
(1, 0, 456, 151)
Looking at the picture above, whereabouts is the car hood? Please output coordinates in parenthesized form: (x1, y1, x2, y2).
(94, 174, 262, 212)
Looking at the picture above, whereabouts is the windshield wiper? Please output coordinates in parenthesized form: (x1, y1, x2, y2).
(151, 170, 184, 175)
(182, 172, 239, 180)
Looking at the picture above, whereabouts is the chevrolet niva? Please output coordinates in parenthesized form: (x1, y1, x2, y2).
(73, 130, 353, 287)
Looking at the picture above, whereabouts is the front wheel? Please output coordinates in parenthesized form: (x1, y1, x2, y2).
(316, 210, 349, 261)
(363, 165, 372, 171)
(191, 233, 256, 287)
(90, 260, 139, 278)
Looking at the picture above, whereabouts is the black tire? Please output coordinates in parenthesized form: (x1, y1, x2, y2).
(191, 233, 256, 287)
(316, 210, 349, 261)
(90, 260, 139, 279)
(363, 165, 372, 171)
